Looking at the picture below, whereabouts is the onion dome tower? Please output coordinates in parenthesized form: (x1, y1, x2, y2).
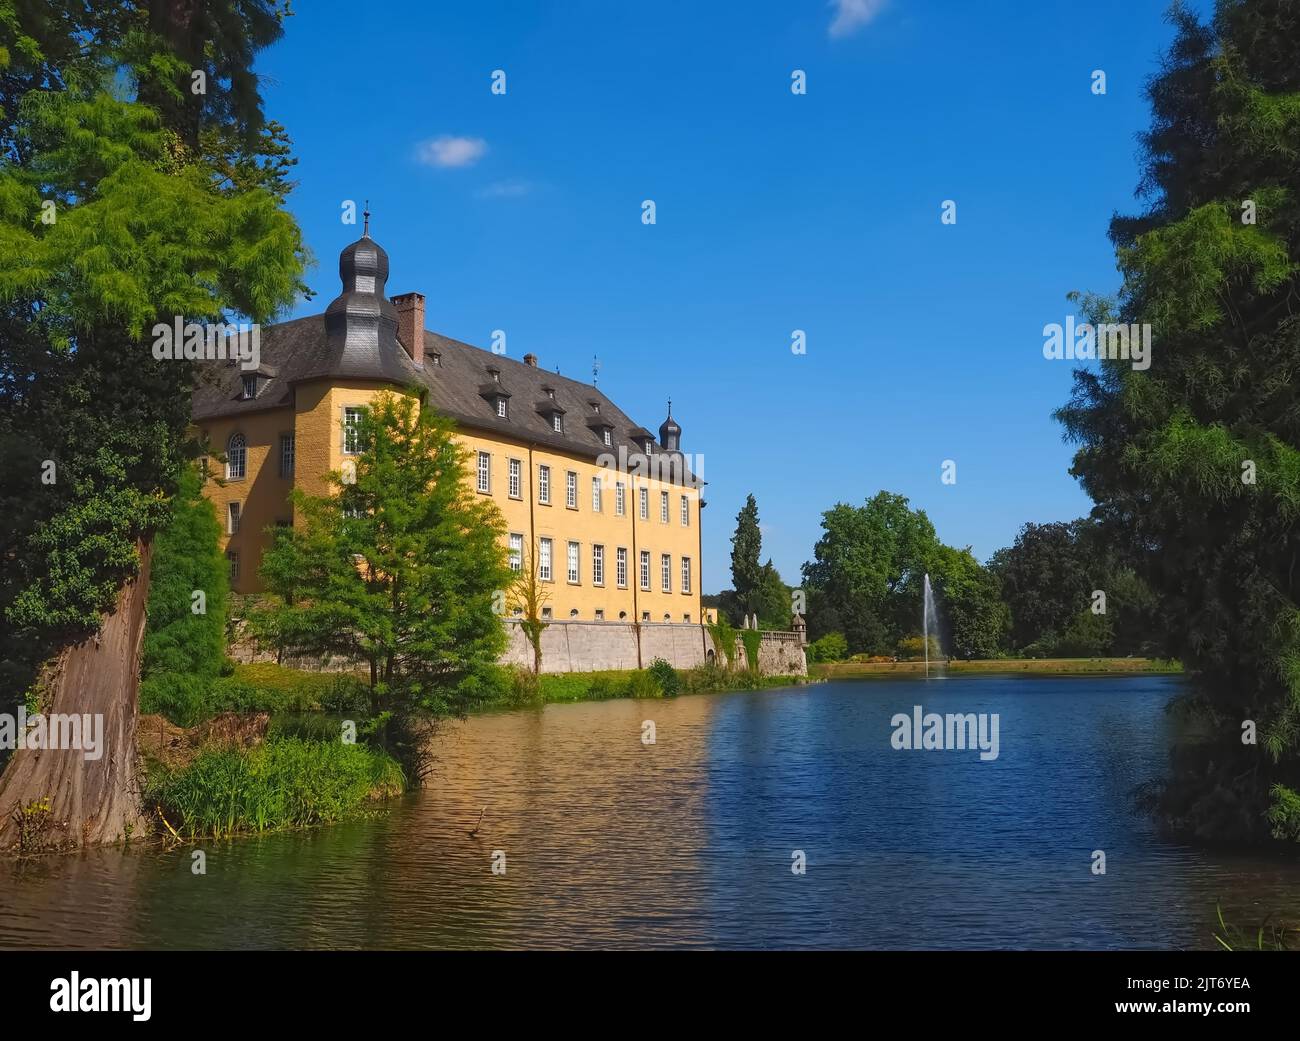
(659, 400, 681, 452)
(299, 207, 412, 384)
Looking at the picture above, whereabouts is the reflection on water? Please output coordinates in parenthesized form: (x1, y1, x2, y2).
(2, 676, 1299, 949)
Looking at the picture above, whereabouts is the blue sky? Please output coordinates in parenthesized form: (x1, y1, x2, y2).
(258, 0, 1208, 590)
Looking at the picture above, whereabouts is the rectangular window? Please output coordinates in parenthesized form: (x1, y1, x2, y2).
(615, 482, 625, 516)
(595, 609, 605, 621)
(660, 491, 669, 523)
(227, 550, 239, 582)
(538, 537, 553, 581)
(661, 553, 672, 592)
(496, 397, 507, 418)
(538, 465, 550, 504)
(241, 374, 257, 400)
(508, 533, 523, 572)
(553, 413, 563, 433)
(566, 471, 577, 509)
(508, 458, 521, 499)
(592, 544, 604, 586)
(603, 429, 611, 446)
(616, 547, 628, 588)
(640, 550, 651, 591)
(591, 476, 602, 513)
(280, 433, 295, 478)
(639, 487, 648, 520)
(641, 610, 650, 622)
(680, 495, 689, 526)
(476, 451, 491, 493)
(681, 556, 692, 593)
(343, 406, 365, 455)
(227, 501, 241, 534)
(567, 541, 580, 584)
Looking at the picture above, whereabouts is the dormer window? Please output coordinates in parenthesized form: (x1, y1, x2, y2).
(603, 429, 612, 446)
(644, 439, 653, 454)
(488, 367, 501, 383)
(431, 352, 442, 367)
(553, 413, 563, 433)
(240, 374, 258, 400)
(496, 397, 508, 418)
(546, 388, 556, 400)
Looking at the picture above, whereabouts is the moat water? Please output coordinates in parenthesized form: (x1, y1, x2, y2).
(3, 676, 1299, 949)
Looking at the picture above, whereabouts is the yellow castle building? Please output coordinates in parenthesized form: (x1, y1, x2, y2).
(192, 227, 704, 627)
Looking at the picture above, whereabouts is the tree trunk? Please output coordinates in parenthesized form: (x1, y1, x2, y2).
(0, 541, 152, 852)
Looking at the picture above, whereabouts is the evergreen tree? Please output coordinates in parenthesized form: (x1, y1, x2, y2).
(1056, 0, 1300, 840)
(254, 393, 512, 721)
(729, 494, 762, 617)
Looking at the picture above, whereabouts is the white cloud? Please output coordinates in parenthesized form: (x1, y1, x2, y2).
(415, 135, 487, 168)
(828, 0, 886, 38)
(476, 179, 533, 199)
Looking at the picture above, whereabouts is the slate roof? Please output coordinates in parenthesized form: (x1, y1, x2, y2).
(191, 314, 700, 485)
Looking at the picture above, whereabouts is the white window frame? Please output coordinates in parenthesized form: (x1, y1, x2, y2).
(538, 465, 550, 505)
(639, 487, 648, 520)
(508, 458, 521, 499)
(496, 396, 508, 418)
(616, 547, 627, 588)
(592, 544, 604, 586)
(476, 451, 491, 493)
(567, 540, 580, 584)
(640, 550, 651, 591)
(660, 491, 669, 523)
(226, 432, 246, 480)
(661, 553, 672, 592)
(279, 433, 295, 478)
(615, 482, 625, 516)
(603, 429, 611, 446)
(343, 406, 365, 455)
(681, 556, 692, 593)
(566, 470, 578, 509)
(227, 501, 241, 534)
(508, 533, 523, 572)
(680, 495, 689, 526)
(553, 413, 563, 433)
(241, 374, 257, 400)
(538, 537, 553, 581)
(591, 476, 602, 512)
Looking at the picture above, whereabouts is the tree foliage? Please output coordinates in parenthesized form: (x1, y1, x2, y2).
(1055, 0, 1300, 840)
(253, 392, 512, 720)
(729, 494, 762, 617)
(0, 2, 304, 706)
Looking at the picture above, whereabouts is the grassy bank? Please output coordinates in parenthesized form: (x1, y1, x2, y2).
(481, 661, 807, 711)
(146, 736, 403, 839)
(811, 657, 1183, 679)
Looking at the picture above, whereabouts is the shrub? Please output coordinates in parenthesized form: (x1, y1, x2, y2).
(741, 629, 763, 671)
(647, 658, 680, 698)
(627, 670, 663, 699)
(807, 631, 847, 663)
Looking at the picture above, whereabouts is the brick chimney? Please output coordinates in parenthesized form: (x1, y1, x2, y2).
(523, 352, 538, 367)
(392, 292, 425, 366)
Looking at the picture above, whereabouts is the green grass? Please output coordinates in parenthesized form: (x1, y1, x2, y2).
(484, 662, 807, 710)
(811, 657, 1183, 679)
(143, 661, 371, 726)
(147, 737, 404, 839)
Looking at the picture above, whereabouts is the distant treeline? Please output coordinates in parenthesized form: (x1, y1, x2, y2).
(707, 491, 1166, 663)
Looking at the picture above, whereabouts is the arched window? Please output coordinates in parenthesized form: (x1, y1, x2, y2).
(226, 433, 246, 479)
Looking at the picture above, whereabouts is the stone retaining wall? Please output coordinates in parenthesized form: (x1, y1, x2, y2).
(231, 619, 806, 677)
